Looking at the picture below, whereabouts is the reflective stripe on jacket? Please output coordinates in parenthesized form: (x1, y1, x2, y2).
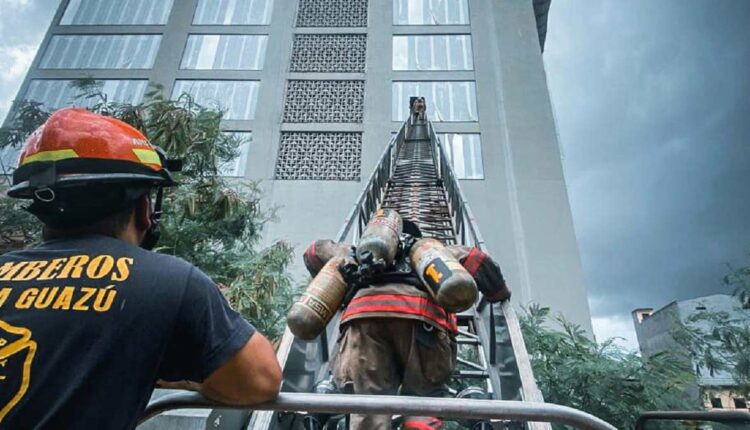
(340, 284, 458, 333)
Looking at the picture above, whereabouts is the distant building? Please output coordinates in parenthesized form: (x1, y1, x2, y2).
(632, 294, 750, 410)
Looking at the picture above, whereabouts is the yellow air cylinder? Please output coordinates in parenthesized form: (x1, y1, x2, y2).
(287, 256, 349, 340)
(355, 208, 403, 271)
(410, 238, 478, 312)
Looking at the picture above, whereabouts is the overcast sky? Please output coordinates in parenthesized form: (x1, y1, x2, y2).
(1, 1, 748, 349)
(545, 0, 750, 348)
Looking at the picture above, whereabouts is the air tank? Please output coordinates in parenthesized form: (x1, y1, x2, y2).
(410, 238, 478, 312)
(287, 256, 349, 340)
(355, 208, 402, 272)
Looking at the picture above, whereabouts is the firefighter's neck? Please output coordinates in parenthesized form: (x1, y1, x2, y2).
(117, 216, 147, 247)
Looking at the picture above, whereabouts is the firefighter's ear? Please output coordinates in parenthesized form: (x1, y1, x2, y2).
(134, 194, 152, 231)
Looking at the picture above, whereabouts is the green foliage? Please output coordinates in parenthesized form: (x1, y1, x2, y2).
(520, 305, 699, 429)
(0, 80, 294, 342)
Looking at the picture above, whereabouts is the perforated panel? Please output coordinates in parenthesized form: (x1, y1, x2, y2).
(296, 0, 368, 27)
(275, 132, 361, 181)
(283, 80, 364, 123)
(291, 34, 366, 73)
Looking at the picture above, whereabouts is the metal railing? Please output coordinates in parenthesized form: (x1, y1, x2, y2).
(139, 392, 617, 430)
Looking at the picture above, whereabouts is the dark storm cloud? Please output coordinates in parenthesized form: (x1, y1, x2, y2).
(545, 0, 750, 332)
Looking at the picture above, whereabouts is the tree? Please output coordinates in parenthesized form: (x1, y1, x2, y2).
(520, 305, 699, 429)
(0, 80, 295, 342)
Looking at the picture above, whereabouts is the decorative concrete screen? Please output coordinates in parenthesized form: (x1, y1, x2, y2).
(296, 0, 368, 27)
(290, 34, 367, 73)
(283, 80, 365, 123)
(274, 132, 362, 181)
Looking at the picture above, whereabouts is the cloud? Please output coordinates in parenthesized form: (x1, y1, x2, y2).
(545, 0, 750, 335)
(591, 313, 639, 352)
(0, 0, 60, 122)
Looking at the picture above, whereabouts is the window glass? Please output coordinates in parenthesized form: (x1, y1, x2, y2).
(439, 133, 483, 179)
(24, 79, 149, 111)
(392, 81, 477, 121)
(40, 35, 161, 69)
(181, 35, 267, 70)
(393, 0, 469, 25)
(194, 0, 273, 25)
(172, 80, 260, 120)
(61, 0, 174, 25)
(219, 132, 251, 176)
(393, 35, 472, 71)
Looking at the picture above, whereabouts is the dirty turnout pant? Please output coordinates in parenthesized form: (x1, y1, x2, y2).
(332, 318, 457, 430)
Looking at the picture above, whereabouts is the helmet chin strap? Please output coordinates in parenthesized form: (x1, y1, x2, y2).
(140, 186, 164, 251)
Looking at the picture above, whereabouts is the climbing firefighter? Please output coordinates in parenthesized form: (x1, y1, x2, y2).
(289, 209, 510, 430)
(0, 108, 281, 429)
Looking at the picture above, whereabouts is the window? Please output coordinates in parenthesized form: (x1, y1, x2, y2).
(40, 35, 161, 69)
(392, 81, 477, 121)
(393, 35, 473, 71)
(61, 0, 174, 25)
(735, 398, 747, 409)
(219, 132, 251, 176)
(393, 0, 469, 25)
(439, 133, 483, 179)
(194, 0, 273, 25)
(181, 35, 267, 70)
(172, 81, 260, 120)
(710, 398, 723, 409)
(24, 79, 149, 112)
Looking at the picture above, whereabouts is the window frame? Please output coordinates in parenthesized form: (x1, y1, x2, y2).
(171, 80, 261, 121)
(59, 0, 175, 26)
(438, 133, 484, 180)
(192, 0, 274, 26)
(392, 0, 470, 26)
(180, 34, 269, 71)
(391, 80, 479, 122)
(39, 34, 162, 70)
(392, 34, 474, 71)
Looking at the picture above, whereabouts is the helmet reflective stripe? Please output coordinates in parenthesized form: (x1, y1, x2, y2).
(132, 148, 162, 168)
(20, 149, 79, 166)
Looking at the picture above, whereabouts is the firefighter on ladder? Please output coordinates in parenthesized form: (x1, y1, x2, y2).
(0, 109, 282, 428)
(298, 215, 510, 430)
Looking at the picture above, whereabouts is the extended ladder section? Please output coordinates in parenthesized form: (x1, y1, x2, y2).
(252, 114, 550, 429)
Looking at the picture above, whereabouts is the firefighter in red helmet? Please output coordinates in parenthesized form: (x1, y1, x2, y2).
(0, 108, 281, 429)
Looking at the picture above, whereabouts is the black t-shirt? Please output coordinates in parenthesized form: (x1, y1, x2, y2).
(0, 235, 254, 429)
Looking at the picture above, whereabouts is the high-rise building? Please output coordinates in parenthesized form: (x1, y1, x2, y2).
(4, 0, 592, 332)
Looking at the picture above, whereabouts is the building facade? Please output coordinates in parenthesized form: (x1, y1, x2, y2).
(5, 0, 592, 332)
(633, 294, 750, 410)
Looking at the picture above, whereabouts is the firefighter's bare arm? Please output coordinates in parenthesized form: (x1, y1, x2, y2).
(199, 331, 282, 405)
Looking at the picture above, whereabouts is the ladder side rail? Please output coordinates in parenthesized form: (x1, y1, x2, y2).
(427, 118, 549, 426)
(334, 121, 407, 244)
(145, 392, 617, 430)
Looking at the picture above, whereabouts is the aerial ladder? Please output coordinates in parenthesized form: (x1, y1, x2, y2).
(255, 105, 546, 429)
(139, 105, 617, 430)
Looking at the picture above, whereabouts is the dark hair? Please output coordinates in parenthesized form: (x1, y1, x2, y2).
(42, 199, 138, 241)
